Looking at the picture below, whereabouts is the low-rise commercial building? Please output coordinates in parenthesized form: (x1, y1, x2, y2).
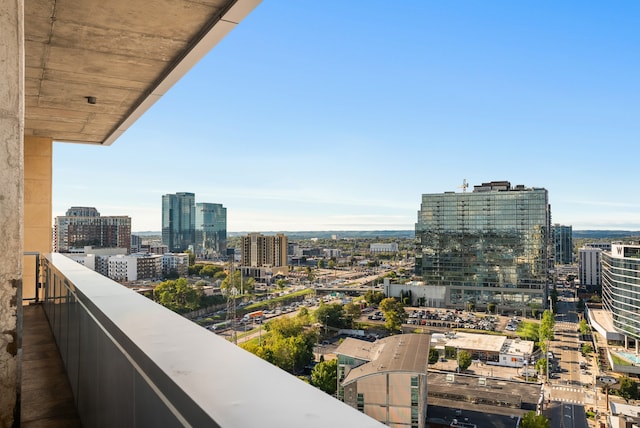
(336, 334, 430, 428)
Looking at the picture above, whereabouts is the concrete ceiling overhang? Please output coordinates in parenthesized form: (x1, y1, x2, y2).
(24, 0, 261, 145)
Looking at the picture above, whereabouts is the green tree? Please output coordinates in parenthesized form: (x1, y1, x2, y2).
(379, 297, 407, 333)
(519, 411, 550, 428)
(311, 358, 338, 395)
(539, 309, 555, 347)
(343, 302, 362, 328)
(318, 259, 325, 269)
(618, 376, 639, 401)
(221, 270, 255, 294)
(276, 278, 287, 290)
(428, 348, 440, 364)
(296, 306, 312, 325)
(245, 316, 317, 374)
(306, 266, 315, 282)
(314, 303, 345, 330)
(520, 322, 540, 343)
(364, 289, 386, 305)
(154, 278, 202, 312)
(581, 343, 593, 355)
(579, 318, 590, 336)
(200, 264, 223, 278)
(327, 259, 336, 270)
(457, 349, 472, 372)
(535, 358, 547, 377)
(189, 263, 204, 276)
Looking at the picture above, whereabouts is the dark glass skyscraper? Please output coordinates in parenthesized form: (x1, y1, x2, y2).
(415, 181, 550, 312)
(195, 202, 227, 258)
(162, 192, 195, 252)
(553, 224, 573, 264)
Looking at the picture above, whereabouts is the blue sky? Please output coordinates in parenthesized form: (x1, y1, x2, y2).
(53, 1, 640, 233)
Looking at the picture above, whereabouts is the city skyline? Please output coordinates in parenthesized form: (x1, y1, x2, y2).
(52, 2, 640, 233)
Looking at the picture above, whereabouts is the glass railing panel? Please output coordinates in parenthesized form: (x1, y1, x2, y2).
(42, 253, 384, 428)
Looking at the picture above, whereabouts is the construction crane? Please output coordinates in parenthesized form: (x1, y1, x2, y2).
(458, 179, 468, 193)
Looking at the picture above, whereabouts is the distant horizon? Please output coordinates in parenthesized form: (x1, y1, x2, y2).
(132, 228, 640, 234)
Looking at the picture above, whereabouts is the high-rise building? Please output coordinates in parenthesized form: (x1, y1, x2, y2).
(602, 244, 640, 345)
(162, 192, 195, 252)
(415, 181, 550, 312)
(195, 202, 227, 258)
(553, 224, 573, 264)
(54, 207, 131, 253)
(240, 233, 289, 281)
(579, 245, 604, 292)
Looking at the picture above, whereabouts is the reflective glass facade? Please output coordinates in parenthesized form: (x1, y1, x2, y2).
(554, 224, 573, 264)
(415, 182, 550, 311)
(195, 202, 227, 257)
(602, 245, 640, 341)
(162, 192, 195, 252)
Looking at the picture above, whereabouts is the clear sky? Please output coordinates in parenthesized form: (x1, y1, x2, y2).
(52, 1, 640, 233)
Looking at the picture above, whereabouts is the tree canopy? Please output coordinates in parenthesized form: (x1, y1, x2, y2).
(618, 376, 639, 401)
(457, 349, 472, 372)
(364, 289, 386, 305)
(519, 411, 550, 428)
(379, 297, 407, 333)
(428, 348, 440, 365)
(221, 270, 255, 294)
(154, 278, 202, 312)
(538, 309, 555, 349)
(343, 302, 362, 328)
(311, 359, 338, 395)
(314, 303, 345, 329)
(242, 315, 318, 374)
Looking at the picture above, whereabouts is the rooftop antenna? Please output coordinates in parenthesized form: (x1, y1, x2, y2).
(459, 179, 468, 193)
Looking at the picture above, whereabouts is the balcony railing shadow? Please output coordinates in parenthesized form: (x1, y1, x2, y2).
(33, 253, 383, 427)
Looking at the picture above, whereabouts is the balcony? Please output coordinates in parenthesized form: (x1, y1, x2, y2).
(24, 253, 382, 427)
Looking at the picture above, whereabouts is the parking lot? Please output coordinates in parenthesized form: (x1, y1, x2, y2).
(402, 307, 527, 334)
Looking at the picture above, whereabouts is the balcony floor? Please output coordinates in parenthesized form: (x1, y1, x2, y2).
(21, 304, 81, 427)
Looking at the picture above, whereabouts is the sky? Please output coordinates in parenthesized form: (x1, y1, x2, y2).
(52, 1, 640, 233)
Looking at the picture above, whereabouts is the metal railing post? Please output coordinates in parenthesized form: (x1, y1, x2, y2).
(23, 252, 41, 303)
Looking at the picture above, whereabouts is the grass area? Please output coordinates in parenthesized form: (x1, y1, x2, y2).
(611, 352, 633, 366)
(515, 320, 540, 342)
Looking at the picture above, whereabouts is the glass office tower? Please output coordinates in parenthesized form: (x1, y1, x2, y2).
(602, 244, 640, 343)
(554, 224, 573, 264)
(162, 192, 195, 252)
(195, 202, 227, 258)
(415, 181, 550, 312)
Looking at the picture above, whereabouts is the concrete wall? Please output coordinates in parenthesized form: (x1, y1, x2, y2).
(23, 136, 53, 301)
(0, 0, 24, 424)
